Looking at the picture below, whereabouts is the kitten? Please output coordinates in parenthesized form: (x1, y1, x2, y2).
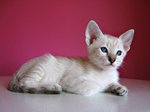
(8, 20, 134, 96)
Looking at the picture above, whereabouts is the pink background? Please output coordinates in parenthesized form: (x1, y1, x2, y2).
(0, 0, 150, 80)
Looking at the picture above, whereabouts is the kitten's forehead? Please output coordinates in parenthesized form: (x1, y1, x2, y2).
(104, 34, 122, 48)
(92, 34, 123, 50)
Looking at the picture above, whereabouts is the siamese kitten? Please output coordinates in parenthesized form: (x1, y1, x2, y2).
(8, 20, 134, 96)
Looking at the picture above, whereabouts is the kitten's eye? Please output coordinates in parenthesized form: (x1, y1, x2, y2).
(100, 47, 108, 53)
(116, 50, 122, 56)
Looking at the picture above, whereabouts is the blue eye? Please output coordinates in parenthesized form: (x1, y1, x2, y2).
(100, 47, 108, 53)
(116, 50, 122, 56)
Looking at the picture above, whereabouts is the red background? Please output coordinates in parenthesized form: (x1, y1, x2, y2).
(0, 0, 150, 80)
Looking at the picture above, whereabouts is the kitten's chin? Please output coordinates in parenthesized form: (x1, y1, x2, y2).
(103, 65, 115, 70)
(103, 64, 118, 70)
(94, 64, 115, 70)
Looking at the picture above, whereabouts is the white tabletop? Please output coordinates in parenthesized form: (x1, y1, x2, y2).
(0, 76, 150, 112)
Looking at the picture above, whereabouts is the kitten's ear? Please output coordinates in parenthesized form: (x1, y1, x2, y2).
(85, 20, 104, 46)
(119, 29, 134, 52)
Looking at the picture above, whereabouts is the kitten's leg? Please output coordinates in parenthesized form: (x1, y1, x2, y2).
(18, 68, 62, 94)
(19, 77, 62, 94)
(65, 81, 100, 96)
(8, 72, 42, 93)
(19, 77, 40, 93)
(107, 83, 128, 96)
(19, 75, 62, 94)
(39, 83, 62, 94)
(9, 54, 63, 94)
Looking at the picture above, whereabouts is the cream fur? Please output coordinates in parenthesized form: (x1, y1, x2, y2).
(8, 20, 134, 96)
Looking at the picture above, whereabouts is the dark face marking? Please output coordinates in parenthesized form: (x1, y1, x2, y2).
(108, 56, 116, 64)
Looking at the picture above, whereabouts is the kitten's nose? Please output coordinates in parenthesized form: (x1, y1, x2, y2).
(108, 56, 116, 64)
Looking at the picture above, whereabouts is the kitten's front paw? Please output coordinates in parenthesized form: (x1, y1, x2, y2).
(111, 85, 128, 96)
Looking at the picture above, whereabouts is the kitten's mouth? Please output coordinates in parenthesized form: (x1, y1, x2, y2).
(105, 63, 115, 67)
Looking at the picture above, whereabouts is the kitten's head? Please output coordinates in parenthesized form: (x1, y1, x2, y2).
(85, 20, 134, 70)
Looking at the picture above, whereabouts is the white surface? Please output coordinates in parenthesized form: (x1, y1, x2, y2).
(0, 76, 150, 112)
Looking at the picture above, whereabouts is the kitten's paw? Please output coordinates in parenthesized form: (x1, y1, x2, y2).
(20, 84, 62, 94)
(41, 84, 62, 94)
(111, 85, 128, 96)
(8, 83, 21, 92)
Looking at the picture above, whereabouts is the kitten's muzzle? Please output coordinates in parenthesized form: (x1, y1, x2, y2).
(108, 56, 116, 64)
